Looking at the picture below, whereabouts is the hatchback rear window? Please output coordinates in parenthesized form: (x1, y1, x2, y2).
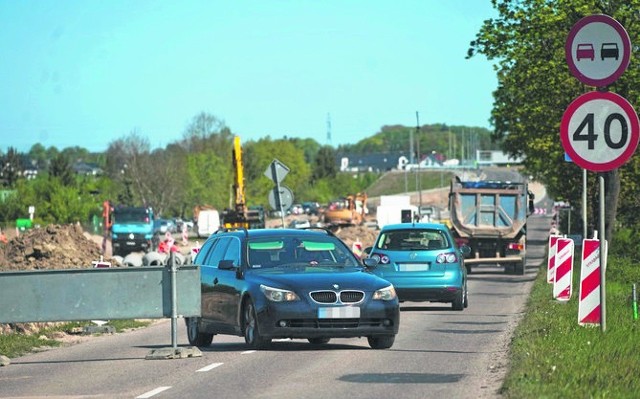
(377, 229, 450, 251)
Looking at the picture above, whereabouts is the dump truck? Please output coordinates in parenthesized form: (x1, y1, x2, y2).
(110, 205, 156, 257)
(448, 176, 534, 275)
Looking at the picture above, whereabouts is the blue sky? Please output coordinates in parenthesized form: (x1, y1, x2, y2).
(1, 1, 498, 153)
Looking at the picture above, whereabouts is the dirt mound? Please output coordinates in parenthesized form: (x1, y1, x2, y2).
(0, 224, 104, 271)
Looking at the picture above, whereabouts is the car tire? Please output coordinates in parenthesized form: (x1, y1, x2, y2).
(308, 338, 330, 345)
(367, 335, 395, 349)
(185, 317, 213, 347)
(463, 283, 469, 308)
(452, 288, 464, 311)
(243, 300, 270, 349)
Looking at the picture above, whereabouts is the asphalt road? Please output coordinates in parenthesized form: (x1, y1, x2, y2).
(0, 213, 553, 399)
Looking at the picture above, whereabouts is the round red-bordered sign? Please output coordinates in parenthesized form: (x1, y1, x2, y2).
(565, 14, 631, 87)
(560, 91, 639, 172)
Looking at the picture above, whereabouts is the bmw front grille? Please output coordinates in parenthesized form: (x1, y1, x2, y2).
(310, 290, 365, 304)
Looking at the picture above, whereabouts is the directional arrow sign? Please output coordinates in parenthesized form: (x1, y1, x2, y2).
(565, 14, 631, 87)
(264, 159, 289, 184)
(560, 91, 639, 172)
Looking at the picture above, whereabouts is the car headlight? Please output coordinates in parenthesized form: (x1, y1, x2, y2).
(373, 285, 397, 301)
(260, 284, 299, 302)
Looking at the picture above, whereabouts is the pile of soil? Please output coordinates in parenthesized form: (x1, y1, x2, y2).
(0, 224, 104, 271)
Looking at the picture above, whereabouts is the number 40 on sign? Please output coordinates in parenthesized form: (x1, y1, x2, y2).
(560, 91, 639, 172)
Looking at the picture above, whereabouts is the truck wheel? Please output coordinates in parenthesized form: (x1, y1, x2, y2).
(515, 260, 525, 275)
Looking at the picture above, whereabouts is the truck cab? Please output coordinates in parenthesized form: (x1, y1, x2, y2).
(111, 206, 155, 257)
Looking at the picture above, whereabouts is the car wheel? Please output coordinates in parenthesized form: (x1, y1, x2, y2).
(463, 283, 469, 308)
(367, 335, 395, 349)
(308, 338, 330, 345)
(243, 300, 270, 349)
(452, 288, 464, 311)
(185, 317, 213, 347)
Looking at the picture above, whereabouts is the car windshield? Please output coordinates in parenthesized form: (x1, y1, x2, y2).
(376, 229, 450, 251)
(248, 236, 360, 269)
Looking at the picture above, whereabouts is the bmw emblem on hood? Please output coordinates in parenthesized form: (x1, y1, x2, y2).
(333, 284, 340, 290)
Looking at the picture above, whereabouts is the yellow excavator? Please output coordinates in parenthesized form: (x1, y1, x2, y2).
(221, 136, 264, 229)
(323, 192, 368, 227)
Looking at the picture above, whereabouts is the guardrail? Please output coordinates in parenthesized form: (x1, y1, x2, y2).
(0, 254, 201, 359)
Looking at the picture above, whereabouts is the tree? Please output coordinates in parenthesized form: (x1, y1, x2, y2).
(49, 152, 75, 186)
(313, 145, 338, 181)
(0, 147, 21, 188)
(181, 112, 233, 153)
(468, 0, 640, 241)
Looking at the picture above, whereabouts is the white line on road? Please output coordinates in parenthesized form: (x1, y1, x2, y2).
(136, 386, 172, 398)
(241, 350, 256, 355)
(197, 362, 224, 372)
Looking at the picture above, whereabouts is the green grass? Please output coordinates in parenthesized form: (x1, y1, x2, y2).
(0, 319, 152, 358)
(501, 255, 640, 398)
(365, 170, 454, 197)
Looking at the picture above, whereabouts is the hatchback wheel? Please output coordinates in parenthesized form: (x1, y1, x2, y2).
(463, 284, 469, 308)
(185, 317, 213, 347)
(243, 300, 270, 349)
(368, 335, 395, 349)
(452, 287, 464, 311)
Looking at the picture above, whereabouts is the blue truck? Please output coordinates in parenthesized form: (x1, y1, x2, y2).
(110, 206, 156, 257)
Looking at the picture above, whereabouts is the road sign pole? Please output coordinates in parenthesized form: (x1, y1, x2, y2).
(599, 174, 607, 332)
(271, 162, 286, 228)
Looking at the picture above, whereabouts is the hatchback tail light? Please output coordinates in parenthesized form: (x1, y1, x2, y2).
(370, 253, 390, 264)
(436, 252, 458, 264)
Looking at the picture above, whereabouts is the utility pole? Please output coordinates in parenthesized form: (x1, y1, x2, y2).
(326, 113, 332, 145)
(416, 111, 422, 209)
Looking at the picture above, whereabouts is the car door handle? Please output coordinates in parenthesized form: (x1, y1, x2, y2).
(213, 277, 219, 285)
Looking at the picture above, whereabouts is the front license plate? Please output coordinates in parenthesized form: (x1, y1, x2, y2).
(318, 306, 360, 319)
(126, 241, 136, 246)
(398, 263, 429, 271)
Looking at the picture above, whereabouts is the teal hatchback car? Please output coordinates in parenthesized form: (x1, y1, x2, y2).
(365, 223, 469, 310)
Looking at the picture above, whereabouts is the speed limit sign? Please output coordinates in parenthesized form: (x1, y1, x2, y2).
(560, 91, 639, 172)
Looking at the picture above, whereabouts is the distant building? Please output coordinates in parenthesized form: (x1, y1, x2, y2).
(337, 152, 409, 172)
(475, 150, 524, 166)
(73, 162, 104, 176)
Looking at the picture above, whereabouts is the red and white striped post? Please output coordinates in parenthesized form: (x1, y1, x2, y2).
(547, 234, 561, 283)
(553, 237, 574, 301)
(578, 233, 607, 326)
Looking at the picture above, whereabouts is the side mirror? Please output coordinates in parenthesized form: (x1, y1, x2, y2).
(218, 259, 235, 270)
(362, 257, 378, 268)
(459, 244, 471, 258)
(528, 191, 535, 215)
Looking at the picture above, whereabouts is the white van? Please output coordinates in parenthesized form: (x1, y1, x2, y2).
(197, 209, 220, 238)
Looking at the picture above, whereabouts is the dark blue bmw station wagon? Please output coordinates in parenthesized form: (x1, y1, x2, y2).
(187, 228, 399, 349)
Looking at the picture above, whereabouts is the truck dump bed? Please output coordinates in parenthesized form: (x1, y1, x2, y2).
(449, 180, 529, 240)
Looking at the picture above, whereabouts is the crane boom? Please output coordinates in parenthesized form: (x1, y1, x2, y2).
(222, 136, 265, 229)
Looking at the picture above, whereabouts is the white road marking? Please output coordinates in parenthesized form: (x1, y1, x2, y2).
(136, 386, 172, 398)
(197, 362, 224, 372)
(241, 350, 256, 355)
